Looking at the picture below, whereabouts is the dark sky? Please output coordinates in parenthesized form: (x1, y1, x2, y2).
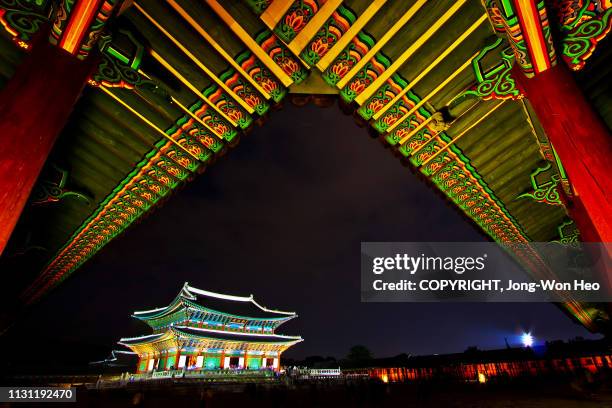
(7, 101, 598, 362)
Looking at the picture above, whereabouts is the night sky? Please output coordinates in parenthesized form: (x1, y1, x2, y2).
(6, 101, 599, 364)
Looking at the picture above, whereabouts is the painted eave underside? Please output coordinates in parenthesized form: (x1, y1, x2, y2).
(118, 326, 303, 354)
(0, 0, 610, 331)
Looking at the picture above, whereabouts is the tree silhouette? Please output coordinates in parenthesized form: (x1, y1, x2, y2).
(347, 345, 373, 362)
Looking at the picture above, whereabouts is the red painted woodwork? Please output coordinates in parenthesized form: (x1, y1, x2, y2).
(0, 35, 97, 255)
(59, 0, 103, 55)
(513, 64, 611, 244)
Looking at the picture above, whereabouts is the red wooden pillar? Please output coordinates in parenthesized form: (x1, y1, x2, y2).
(500, 0, 611, 243)
(514, 64, 611, 243)
(0, 35, 97, 255)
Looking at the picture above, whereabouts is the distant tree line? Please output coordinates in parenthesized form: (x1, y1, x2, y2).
(283, 345, 412, 369)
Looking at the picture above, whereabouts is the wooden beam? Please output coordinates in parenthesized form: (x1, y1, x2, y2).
(134, 2, 255, 114)
(58, 0, 103, 55)
(316, 0, 387, 71)
(288, 0, 343, 55)
(400, 98, 482, 157)
(420, 101, 506, 167)
(386, 53, 476, 133)
(205, 0, 293, 87)
(372, 14, 487, 120)
(260, 0, 294, 30)
(336, 0, 428, 89)
(166, 0, 272, 99)
(398, 114, 437, 145)
(149, 49, 240, 127)
(513, 0, 553, 74)
(408, 99, 483, 155)
(354, 0, 467, 105)
(169, 96, 224, 140)
(99, 86, 203, 162)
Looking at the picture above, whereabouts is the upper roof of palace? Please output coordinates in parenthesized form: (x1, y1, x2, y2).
(132, 282, 297, 325)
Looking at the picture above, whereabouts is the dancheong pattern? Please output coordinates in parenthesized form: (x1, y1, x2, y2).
(548, 0, 612, 70)
(234, 49, 287, 103)
(23, 96, 235, 303)
(27, 1, 536, 301)
(340, 52, 390, 103)
(484, 0, 557, 77)
(49, 0, 122, 60)
(10, 0, 607, 333)
(517, 162, 563, 206)
(0, 0, 51, 44)
(553, 220, 581, 244)
(324, 27, 535, 245)
(203, 83, 253, 130)
(275, 0, 321, 43)
(256, 29, 308, 83)
(322, 31, 375, 86)
(29, 165, 91, 206)
(300, 5, 356, 66)
(460, 38, 524, 101)
(219, 67, 270, 116)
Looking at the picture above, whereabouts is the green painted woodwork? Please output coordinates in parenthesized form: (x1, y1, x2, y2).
(247, 357, 260, 370)
(165, 355, 176, 369)
(1, 0, 610, 332)
(204, 357, 221, 370)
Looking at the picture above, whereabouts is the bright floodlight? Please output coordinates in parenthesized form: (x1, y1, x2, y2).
(521, 332, 534, 347)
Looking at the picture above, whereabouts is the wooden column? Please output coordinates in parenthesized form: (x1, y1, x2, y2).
(0, 34, 97, 255)
(501, 0, 611, 243)
(514, 64, 611, 243)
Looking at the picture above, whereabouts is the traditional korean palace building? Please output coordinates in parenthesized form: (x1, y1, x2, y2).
(118, 283, 302, 373)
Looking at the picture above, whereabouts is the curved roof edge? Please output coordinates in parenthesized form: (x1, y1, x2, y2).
(131, 282, 297, 320)
(185, 283, 297, 316)
(118, 332, 165, 345)
(172, 325, 303, 342)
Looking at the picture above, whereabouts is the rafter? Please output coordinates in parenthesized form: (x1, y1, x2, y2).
(336, 0, 428, 89)
(205, 0, 294, 87)
(260, 0, 294, 30)
(385, 53, 477, 133)
(420, 100, 506, 167)
(407, 99, 483, 153)
(354, 0, 468, 105)
(398, 114, 438, 146)
(135, 69, 227, 139)
(99, 86, 203, 162)
(166, 0, 272, 100)
(316, 0, 387, 71)
(371, 14, 487, 120)
(134, 2, 255, 114)
(149, 49, 241, 128)
(288, 0, 343, 55)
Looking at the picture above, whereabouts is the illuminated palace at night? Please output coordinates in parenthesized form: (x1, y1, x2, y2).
(118, 283, 302, 373)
